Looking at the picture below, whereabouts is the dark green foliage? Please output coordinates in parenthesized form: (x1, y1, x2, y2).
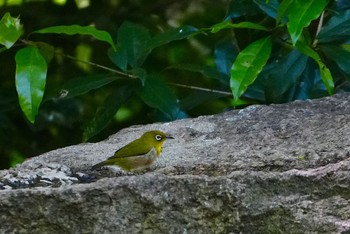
(0, 0, 349, 168)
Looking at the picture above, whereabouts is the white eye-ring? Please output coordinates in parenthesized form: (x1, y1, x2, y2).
(155, 135, 162, 141)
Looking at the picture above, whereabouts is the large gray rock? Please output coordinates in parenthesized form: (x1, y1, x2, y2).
(1, 93, 350, 233)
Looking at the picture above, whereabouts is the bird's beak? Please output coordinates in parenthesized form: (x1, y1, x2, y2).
(166, 134, 174, 139)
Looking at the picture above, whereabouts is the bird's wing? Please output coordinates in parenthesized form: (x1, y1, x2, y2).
(107, 138, 152, 159)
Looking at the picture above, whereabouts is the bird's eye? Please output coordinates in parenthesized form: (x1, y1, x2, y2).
(155, 135, 162, 141)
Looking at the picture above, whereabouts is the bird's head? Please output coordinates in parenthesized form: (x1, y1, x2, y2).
(141, 130, 174, 154)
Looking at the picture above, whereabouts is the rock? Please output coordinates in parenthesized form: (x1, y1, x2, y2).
(1, 93, 350, 233)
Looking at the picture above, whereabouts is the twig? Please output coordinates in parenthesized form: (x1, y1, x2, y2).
(58, 53, 137, 79)
(169, 82, 231, 95)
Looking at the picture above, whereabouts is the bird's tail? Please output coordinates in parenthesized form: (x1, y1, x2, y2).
(91, 161, 106, 170)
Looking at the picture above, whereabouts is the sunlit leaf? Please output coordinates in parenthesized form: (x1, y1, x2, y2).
(15, 46, 47, 123)
(0, 12, 23, 48)
(230, 36, 272, 102)
(33, 25, 116, 50)
(287, 0, 328, 45)
(83, 85, 134, 141)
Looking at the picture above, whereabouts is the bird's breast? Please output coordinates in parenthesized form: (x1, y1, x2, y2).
(145, 147, 159, 160)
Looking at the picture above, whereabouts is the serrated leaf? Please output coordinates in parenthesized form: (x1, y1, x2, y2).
(108, 22, 151, 71)
(33, 25, 116, 50)
(230, 36, 272, 101)
(319, 45, 350, 75)
(317, 9, 350, 43)
(296, 39, 334, 94)
(139, 76, 181, 120)
(15, 46, 47, 123)
(211, 21, 269, 33)
(0, 12, 23, 48)
(148, 25, 198, 50)
(287, 0, 328, 45)
(83, 85, 134, 141)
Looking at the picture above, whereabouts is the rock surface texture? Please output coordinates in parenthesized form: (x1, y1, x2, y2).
(1, 93, 350, 233)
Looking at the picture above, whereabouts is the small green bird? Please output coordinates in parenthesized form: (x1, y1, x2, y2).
(91, 130, 174, 171)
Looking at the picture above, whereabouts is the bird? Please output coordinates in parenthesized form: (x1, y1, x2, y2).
(91, 130, 174, 171)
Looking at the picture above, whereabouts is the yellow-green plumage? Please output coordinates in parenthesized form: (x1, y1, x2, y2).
(91, 130, 173, 171)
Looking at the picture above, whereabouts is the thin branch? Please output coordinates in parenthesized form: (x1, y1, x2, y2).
(57, 52, 137, 79)
(23, 39, 232, 95)
(169, 82, 232, 96)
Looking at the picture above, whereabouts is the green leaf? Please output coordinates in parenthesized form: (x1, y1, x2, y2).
(108, 22, 151, 71)
(211, 21, 269, 33)
(139, 76, 182, 120)
(230, 36, 272, 101)
(130, 67, 147, 86)
(287, 0, 328, 45)
(319, 45, 350, 75)
(148, 25, 198, 50)
(214, 37, 239, 76)
(15, 46, 47, 123)
(0, 12, 23, 49)
(83, 85, 134, 141)
(254, 0, 280, 20)
(33, 25, 116, 51)
(0, 47, 7, 53)
(263, 49, 308, 103)
(317, 9, 350, 43)
(296, 39, 334, 94)
(35, 41, 55, 64)
(276, 0, 293, 24)
(166, 64, 229, 85)
(47, 74, 123, 100)
(180, 90, 227, 111)
(225, 0, 261, 19)
(294, 60, 328, 100)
